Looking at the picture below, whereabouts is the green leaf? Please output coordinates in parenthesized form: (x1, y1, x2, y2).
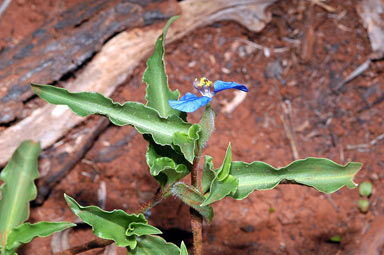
(358, 199, 370, 213)
(5, 222, 75, 251)
(0, 140, 41, 252)
(0, 249, 16, 255)
(143, 16, 183, 119)
(130, 235, 180, 255)
(217, 144, 232, 181)
(172, 124, 200, 163)
(230, 158, 362, 200)
(201, 145, 238, 206)
(146, 140, 190, 188)
(359, 181, 372, 197)
(126, 223, 162, 237)
(202, 156, 215, 194)
(180, 241, 188, 255)
(199, 104, 215, 149)
(329, 235, 342, 243)
(64, 194, 146, 249)
(171, 183, 213, 222)
(31, 84, 200, 163)
(201, 175, 238, 206)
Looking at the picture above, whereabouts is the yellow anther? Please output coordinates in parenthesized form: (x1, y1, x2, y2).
(199, 77, 212, 88)
(194, 77, 214, 97)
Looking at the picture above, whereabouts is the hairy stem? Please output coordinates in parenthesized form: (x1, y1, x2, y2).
(134, 187, 163, 214)
(191, 153, 200, 188)
(191, 209, 203, 255)
(190, 145, 203, 255)
(55, 188, 164, 255)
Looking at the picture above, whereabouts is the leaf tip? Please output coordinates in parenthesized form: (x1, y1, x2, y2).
(180, 241, 189, 254)
(30, 83, 41, 94)
(68, 222, 77, 227)
(63, 193, 75, 207)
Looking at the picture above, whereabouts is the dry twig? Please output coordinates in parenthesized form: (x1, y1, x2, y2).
(347, 133, 384, 151)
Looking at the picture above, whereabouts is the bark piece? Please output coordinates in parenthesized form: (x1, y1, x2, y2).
(36, 117, 109, 204)
(0, 0, 179, 123)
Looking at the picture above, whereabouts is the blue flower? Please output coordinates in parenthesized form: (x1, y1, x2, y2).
(168, 77, 248, 112)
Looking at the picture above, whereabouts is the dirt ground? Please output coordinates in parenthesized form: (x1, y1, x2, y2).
(1, 0, 384, 254)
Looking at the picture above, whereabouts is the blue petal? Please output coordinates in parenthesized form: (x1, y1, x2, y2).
(179, 92, 200, 101)
(213, 80, 248, 94)
(169, 93, 212, 112)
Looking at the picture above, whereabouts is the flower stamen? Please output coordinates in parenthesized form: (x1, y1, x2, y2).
(194, 77, 214, 97)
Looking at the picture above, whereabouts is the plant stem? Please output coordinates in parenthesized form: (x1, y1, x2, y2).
(190, 209, 203, 255)
(134, 187, 163, 214)
(190, 145, 203, 255)
(191, 152, 200, 188)
(55, 188, 164, 255)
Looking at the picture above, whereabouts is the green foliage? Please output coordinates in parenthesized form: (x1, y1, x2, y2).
(358, 182, 372, 213)
(202, 175, 238, 206)
(0, 141, 74, 255)
(142, 15, 197, 188)
(359, 181, 372, 197)
(329, 235, 342, 243)
(6, 222, 75, 253)
(217, 144, 232, 181)
(126, 223, 162, 237)
(358, 199, 370, 213)
(202, 157, 361, 205)
(146, 141, 190, 188)
(202, 156, 215, 194)
(27, 15, 364, 255)
(230, 158, 361, 200)
(64, 194, 160, 249)
(180, 241, 189, 255)
(172, 124, 200, 163)
(129, 235, 180, 255)
(202, 144, 238, 206)
(0, 141, 40, 252)
(143, 16, 182, 119)
(31, 84, 200, 163)
(171, 183, 213, 222)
